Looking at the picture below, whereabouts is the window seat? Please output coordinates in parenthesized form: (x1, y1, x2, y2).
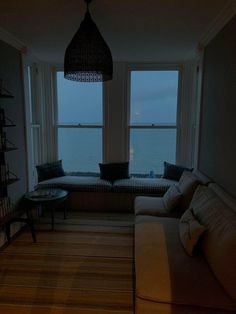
(37, 176, 177, 212)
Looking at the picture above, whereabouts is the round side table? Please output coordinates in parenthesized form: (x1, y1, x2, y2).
(24, 188, 68, 230)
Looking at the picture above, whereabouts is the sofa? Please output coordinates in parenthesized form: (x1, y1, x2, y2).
(134, 182, 236, 313)
(135, 169, 211, 217)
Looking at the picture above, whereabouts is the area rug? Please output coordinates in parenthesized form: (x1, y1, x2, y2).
(0, 212, 134, 314)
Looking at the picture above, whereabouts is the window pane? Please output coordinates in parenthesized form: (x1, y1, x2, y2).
(57, 72, 102, 124)
(130, 71, 178, 125)
(58, 128, 102, 172)
(130, 129, 176, 175)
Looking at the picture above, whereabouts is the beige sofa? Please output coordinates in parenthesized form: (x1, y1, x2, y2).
(135, 169, 210, 218)
(134, 183, 236, 313)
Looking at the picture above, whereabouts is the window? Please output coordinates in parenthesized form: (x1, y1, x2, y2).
(56, 72, 103, 172)
(129, 70, 179, 175)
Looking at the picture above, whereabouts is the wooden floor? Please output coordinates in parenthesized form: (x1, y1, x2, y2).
(0, 211, 135, 314)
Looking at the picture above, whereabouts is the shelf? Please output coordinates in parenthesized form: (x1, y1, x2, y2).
(0, 178, 19, 186)
(0, 85, 25, 243)
(0, 86, 14, 99)
(0, 94, 14, 99)
(0, 147, 18, 153)
(0, 208, 22, 226)
(1, 124, 16, 128)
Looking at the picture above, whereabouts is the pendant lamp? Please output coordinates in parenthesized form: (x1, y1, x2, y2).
(64, 0, 113, 82)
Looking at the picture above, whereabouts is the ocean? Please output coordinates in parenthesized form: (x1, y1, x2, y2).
(58, 128, 176, 176)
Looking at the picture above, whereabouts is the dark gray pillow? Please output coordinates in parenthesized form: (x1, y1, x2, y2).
(99, 162, 129, 182)
(163, 161, 192, 181)
(36, 160, 65, 182)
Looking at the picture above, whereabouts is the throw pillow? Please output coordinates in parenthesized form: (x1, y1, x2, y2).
(36, 160, 65, 182)
(163, 185, 182, 213)
(163, 161, 192, 181)
(177, 171, 200, 210)
(99, 162, 129, 182)
(179, 208, 206, 256)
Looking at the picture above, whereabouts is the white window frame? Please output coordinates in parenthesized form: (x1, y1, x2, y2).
(22, 59, 47, 189)
(54, 68, 104, 171)
(127, 63, 182, 173)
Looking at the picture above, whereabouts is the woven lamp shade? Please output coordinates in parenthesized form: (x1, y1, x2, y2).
(64, 10, 113, 82)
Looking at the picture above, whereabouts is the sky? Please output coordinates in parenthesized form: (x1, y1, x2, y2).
(57, 70, 178, 125)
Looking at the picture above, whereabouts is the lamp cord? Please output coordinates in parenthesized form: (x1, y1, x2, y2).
(84, 0, 92, 11)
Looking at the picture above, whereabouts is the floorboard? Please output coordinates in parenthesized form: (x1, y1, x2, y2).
(0, 211, 135, 314)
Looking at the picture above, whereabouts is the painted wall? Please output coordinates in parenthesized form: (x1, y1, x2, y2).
(198, 15, 236, 197)
(0, 40, 28, 244)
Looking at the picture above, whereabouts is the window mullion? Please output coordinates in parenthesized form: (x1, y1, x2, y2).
(129, 125, 177, 129)
(56, 124, 102, 129)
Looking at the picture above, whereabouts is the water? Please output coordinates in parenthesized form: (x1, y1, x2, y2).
(58, 128, 176, 175)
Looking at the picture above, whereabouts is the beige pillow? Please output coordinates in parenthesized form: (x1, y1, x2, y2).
(163, 185, 182, 213)
(190, 185, 236, 300)
(178, 171, 200, 210)
(179, 208, 206, 256)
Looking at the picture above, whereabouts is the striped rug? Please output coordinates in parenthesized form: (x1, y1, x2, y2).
(0, 212, 134, 314)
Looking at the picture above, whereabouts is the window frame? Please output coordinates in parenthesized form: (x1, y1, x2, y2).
(54, 68, 105, 172)
(127, 63, 182, 174)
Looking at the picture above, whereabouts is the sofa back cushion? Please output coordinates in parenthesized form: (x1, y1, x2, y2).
(190, 185, 236, 300)
(209, 183, 236, 213)
(192, 169, 211, 185)
(178, 171, 200, 210)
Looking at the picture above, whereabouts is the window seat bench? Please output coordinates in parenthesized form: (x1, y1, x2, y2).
(37, 176, 177, 212)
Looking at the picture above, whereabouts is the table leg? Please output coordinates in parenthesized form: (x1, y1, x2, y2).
(5, 222, 11, 242)
(26, 207, 37, 242)
(51, 206, 55, 231)
(64, 199, 68, 220)
(25, 218, 37, 242)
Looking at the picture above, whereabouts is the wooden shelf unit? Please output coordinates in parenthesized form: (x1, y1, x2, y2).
(0, 86, 36, 243)
(0, 92, 19, 238)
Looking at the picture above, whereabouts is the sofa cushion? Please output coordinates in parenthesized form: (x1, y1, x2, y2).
(37, 175, 112, 192)
(179, 208, 206, 256)
(163, 161, 192, 181)
(135, 217, 236, 311)
(99, 162, 129, 182)
(163, 184, 182, 212)
(113, 177, 176, 195)
(178, 170, 200, 210)
(135, 196, 168, 216)
(190, 185, 236, 300)
(209, 183, 236, 213)
(36, 160, 65, 182)
(192, 169, 211, 185)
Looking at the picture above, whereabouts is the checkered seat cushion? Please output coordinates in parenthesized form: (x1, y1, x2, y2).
(37, 175, 112, 192)
(113, 178, 177, 195)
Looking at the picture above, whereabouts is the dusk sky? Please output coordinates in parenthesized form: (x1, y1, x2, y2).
(57, 70, 178, 125)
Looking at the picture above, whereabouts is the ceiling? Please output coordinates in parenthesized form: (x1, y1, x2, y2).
(0, 0, 231, 64)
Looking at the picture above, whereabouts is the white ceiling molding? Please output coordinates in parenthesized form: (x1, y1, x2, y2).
(0, 26, 26, 52)
(199, 0, 236, 47)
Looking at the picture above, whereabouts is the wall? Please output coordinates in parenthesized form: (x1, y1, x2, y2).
(198, 15, 236, 197)
(0, 40, 28, 244)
